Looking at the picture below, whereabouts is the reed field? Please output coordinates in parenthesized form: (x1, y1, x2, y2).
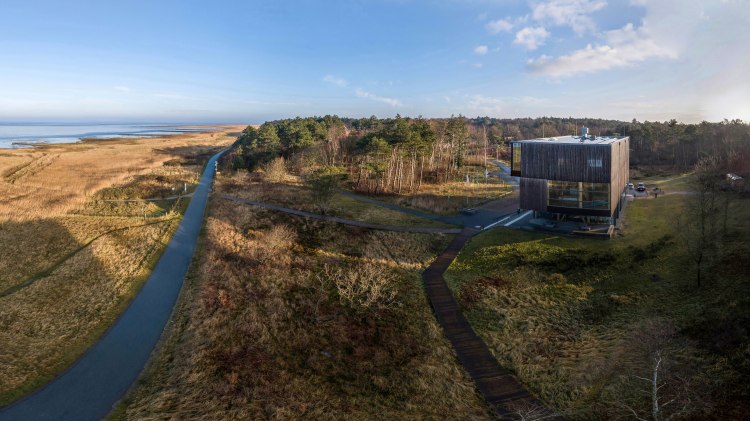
(111, 173, 493, 420)
(0, 129, 237, 405)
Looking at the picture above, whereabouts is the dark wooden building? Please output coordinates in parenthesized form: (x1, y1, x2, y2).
(511, 131, 629, 222)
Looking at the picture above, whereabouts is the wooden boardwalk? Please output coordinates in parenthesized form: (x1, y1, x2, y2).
(423, 228, 564, 419)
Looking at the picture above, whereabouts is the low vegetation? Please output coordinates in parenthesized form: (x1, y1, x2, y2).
(0, 129, 236, 405)
(113, 176, 492, 419)
(220, 169, 452, 228)
(445, 180, 750, 419)
(364, 174, 512, 215)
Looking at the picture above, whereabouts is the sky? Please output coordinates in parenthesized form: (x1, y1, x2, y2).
(0, 0, 748, 124)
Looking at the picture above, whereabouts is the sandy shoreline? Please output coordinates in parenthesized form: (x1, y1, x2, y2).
(0, 126, 243, 220)
(0, 124, 244, 149)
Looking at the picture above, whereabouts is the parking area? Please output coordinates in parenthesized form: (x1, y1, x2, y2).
(628, 182, 665, 199)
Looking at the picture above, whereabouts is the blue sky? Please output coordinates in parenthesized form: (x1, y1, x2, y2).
(1, 0, 748, 123)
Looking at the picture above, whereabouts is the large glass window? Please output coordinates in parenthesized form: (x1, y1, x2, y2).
(547, 181, 609, 210)
(581, 182, 609, 209)
(547, 181, 579, 208)
(511, 143, 521, 176)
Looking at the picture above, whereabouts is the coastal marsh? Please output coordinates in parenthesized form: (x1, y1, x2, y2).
(0, 129, 237, 405)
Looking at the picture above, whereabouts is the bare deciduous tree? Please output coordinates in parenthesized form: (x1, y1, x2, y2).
(609, 319, 710, 421)
(679, 156, 723, 287)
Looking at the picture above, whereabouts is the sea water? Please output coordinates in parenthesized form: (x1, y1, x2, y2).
(0, 124, 215, 148)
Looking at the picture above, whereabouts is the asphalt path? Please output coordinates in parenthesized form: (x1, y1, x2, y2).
(0, 149, 226, 421)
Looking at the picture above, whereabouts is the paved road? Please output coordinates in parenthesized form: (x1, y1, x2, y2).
(490, 159, 519, 185)
(0, 150, 226, 421)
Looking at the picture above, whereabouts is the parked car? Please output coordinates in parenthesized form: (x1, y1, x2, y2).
(637, 182, 646, 192)
(627, 182, 634, 189)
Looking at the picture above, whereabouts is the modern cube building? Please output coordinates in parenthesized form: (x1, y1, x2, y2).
(511, 129, 629, 223)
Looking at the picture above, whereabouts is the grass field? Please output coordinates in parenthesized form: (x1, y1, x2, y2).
(444, 179, 750, 419)
(0, 129, 237, 405)
(221, 170, 453, 228)
(351, 162, 513, 216)
(111, 174, 493, 420)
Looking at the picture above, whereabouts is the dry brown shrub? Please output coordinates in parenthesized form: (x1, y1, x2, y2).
(318, 263, 399, 311)
(262, 157, 288, 182)
(118, 179, 491, 420)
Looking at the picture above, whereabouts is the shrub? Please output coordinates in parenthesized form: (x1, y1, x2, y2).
(305, 166, 347, 214)
(318, 263, 399, 312)
(263, 157, 287, 183)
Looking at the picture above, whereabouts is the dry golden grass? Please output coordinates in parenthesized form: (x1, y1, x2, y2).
(0, 219, 176, 396)
(219, 170, 453, 228)
(0, 129, 239, 221)
(0, 128, 238, 405)
(387, 179, 512, 215)
(113, 179, 493, 420)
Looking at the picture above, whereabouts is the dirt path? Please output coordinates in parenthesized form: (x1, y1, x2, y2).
(342, 189, 520, 229)
(338, 190, 445, 222)
(220, 194, 463, 234)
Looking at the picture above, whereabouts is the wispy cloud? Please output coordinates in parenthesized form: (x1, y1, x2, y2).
(323, 74, 349, 87)
(531, 0, 606, 35)
(113, 86, 131, 92)
(466, 94, 548, 115)
(486, 18, 513, 34)
(527, 23, 676, 77)
(514, 27, 550, 50)
(355, 88, 402, 107)
(467, 94, 504, 114)
(474, 45, 489, 55)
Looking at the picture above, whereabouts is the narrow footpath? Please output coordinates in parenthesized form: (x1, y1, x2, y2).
(0, 150, 226, 421)
(220, 194, 462, 234)
(424, 228, 563, 419)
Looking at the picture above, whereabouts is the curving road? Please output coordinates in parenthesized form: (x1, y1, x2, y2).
(0, 150, 226, 421)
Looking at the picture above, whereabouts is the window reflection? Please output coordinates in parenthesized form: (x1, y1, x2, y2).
(547, 181, 609, 210)
(511, 143, 521, 176)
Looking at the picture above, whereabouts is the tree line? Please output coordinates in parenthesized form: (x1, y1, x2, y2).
(227, 115, 750, 195)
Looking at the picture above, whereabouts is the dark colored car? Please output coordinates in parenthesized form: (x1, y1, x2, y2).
(637, 182, 646, 192)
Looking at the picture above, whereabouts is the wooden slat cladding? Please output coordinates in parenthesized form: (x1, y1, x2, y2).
(520, 177, 547, 212)
(517, 137, 630, 218)
(610, 138, 630, 217)
(519, 142, 612, 183)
